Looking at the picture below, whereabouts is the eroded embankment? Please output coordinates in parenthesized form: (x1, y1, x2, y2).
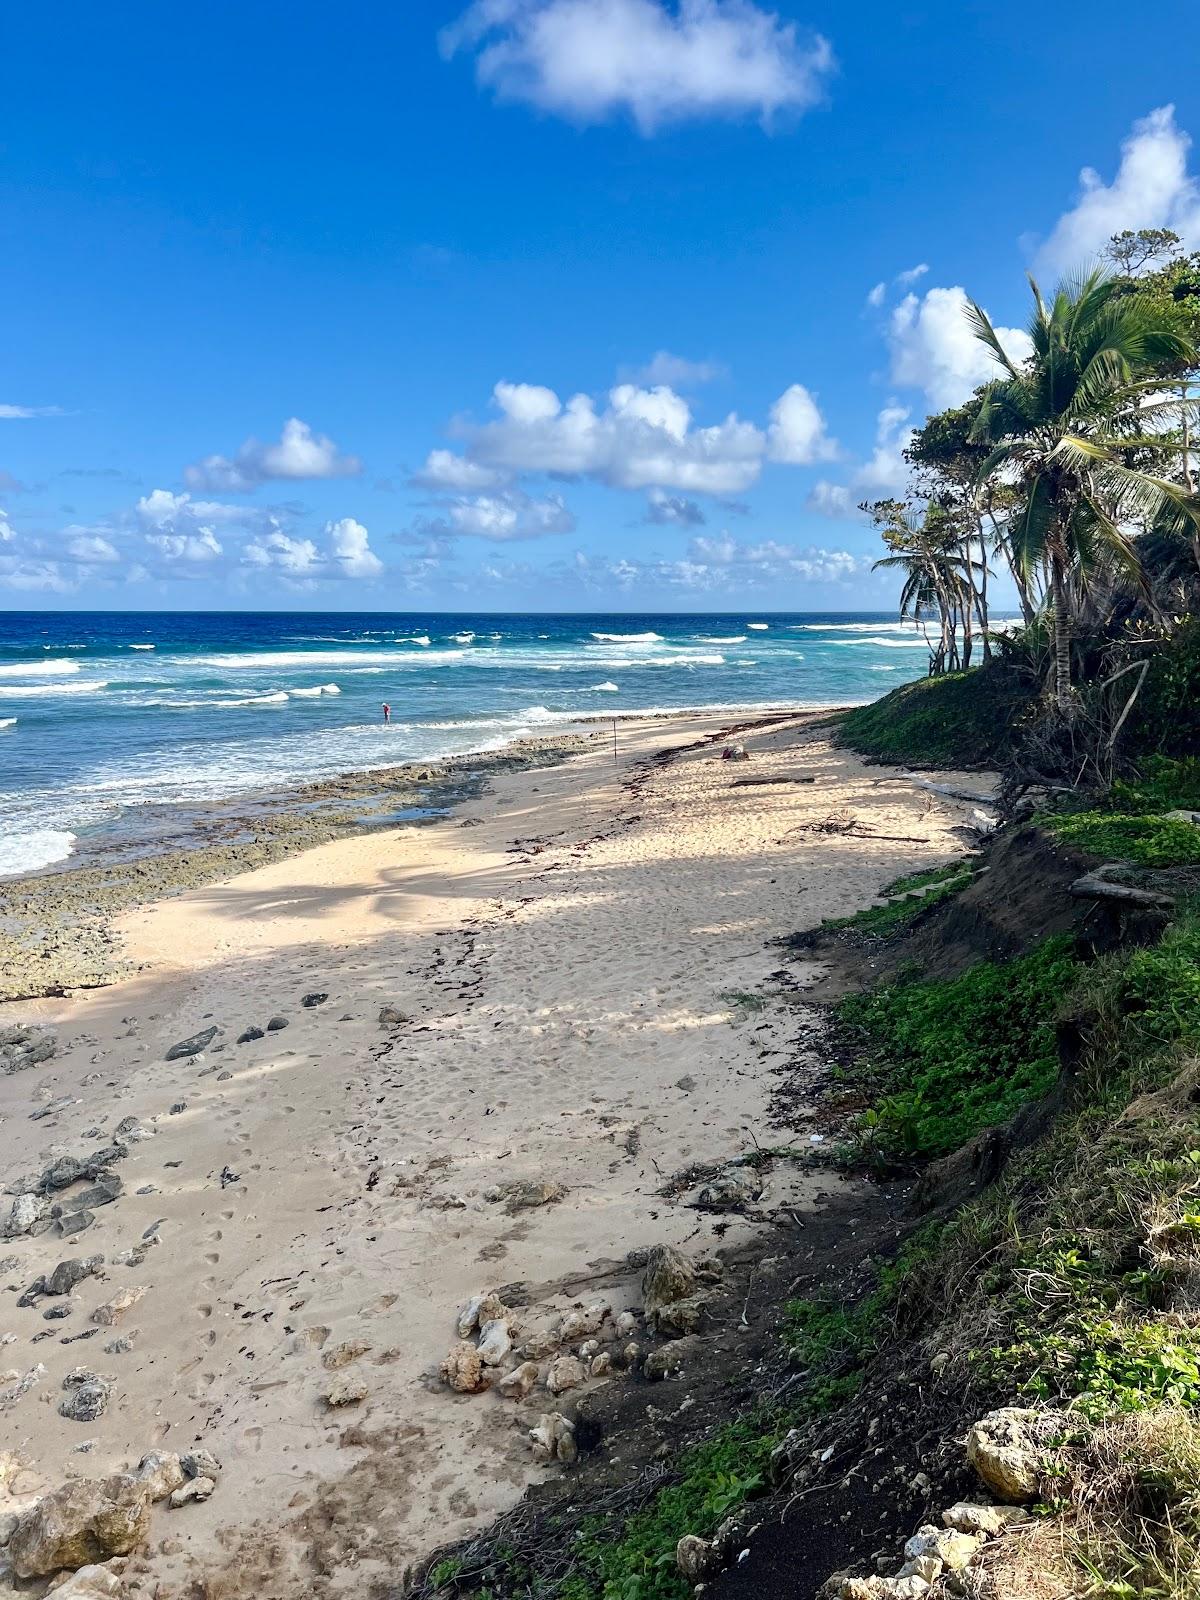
(411, 805, 1200, 1600)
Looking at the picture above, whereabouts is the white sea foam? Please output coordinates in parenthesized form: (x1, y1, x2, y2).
(0, 658, 81, 677)
(452, 632, 475, 644)
(129, 643, 156, 650)
(0, 680, 107, 698)
(0, 829, 77, 877)
(196, 649, 464, 670)
(289, 683, 341, 698)
(692, 636, 747, 644)
(584, 682, 620, 692)
(747, 622, 769, 630)
(830, 637, 930, 649)
(0, 717, 16, 729)
(591, 631, 662, 643)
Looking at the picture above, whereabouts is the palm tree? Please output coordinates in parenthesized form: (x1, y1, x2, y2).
(870, 504, 970, 674)
(967, 269, 1200, 708)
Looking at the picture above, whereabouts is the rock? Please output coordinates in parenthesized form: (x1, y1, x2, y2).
(322, 1339, 370, 1370)
(456, 1292, 507, 1339)
(590, 1353, 612, 1378)
(378, 1005, 409, 1028)
(165, 1028, 217, 1061)
(528, 1412, 576, 1463)
(135, 1451, 185, 1502)
(615, 1311, 638, 1337)
(579, 1339, 599, 1359)
(942, 1502, 1023, 1538)
(9, 1474, 151, 1576)
(20, 1255, 105, 1306)
(180, 1449, 222, 1482)
(169, 1102, 186, 1115)
(696, 1170, 764, 1210)
(545, 1354, 586, 1395)
(676, 1534, 714, 1579)
(643, 1342, 688, 1381)
(489, 1179, 567, 1214)
(477, 1319, 512, 1366)
(266, 1016, 289, 1032)
(237, 1026, 264, 1043)
(675, 1075, 696, 1092)
(648, 1297, 702, 1337)
(0, 1510, 17, 1545)
(560, 1303, 609, 1341)
(114, 1117, 153, 1143)
(900, 1526, 981, 1577)
(966, 1408, 1071, 1504)
(301, 992, 328, 1008)
(498, 1361, 539, 1400)
(641, 1245, 695, 1316)
(1165, 810, 1200, 825)
(168, 1476, 215, 1508)
(621, 1341, 642, 1369)
(520, 1329, 561, 1361)
(59, 1375, 110, 1423)
(440, 1341, 487, 1394)
(324, 1374, 368, 1407)
(3, 1193, 49, 1239)
(44, 1563, 125, 1598)
(91, 1287, 146, 1326)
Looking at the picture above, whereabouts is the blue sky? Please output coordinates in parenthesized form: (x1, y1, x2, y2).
(2, 0, 1198, 611)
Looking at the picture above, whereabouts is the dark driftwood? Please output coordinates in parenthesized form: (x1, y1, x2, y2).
(730, 774, 817, 787)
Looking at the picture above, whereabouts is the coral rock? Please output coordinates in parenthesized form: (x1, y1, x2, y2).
(440, 1341, 487, 1394)
(9, 1475, 151, 1577)
(966, 1408, 1070, 1504)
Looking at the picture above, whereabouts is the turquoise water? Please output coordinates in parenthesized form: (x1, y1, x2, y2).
(0, 610, 952, 875)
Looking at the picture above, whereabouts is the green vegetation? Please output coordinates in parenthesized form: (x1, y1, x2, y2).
(1043, 810, 1200, 867)
(819, 861, 974, 937)
(837, 664, 1032, 767)
(837, 936, 1079, 1160)
(1110, 755, 1200, 814)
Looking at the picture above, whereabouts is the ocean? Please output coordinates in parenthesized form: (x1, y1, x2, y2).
(0, 609, 951, 878)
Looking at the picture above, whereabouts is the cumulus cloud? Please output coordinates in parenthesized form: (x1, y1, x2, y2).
(410, 450, 507, 491)
(805, 480, 857, 518)
(419, 487, 576, 541)
(184, 418, 362, 493)
(66, 531, 120, 564)
(146, 529, 224, 563)
(807, 404, 913, 517)
(644, 489, 706, 525)
(135, 489, 254, 529)
(895, 262, 929, 287)
(423, 377, 832, 496)
(327, 516, 384, 577)
(888, 287, 1033, 409)
(865, 282, 886, 309)
(0, 556, 72, 592)
(0, 403, 65, 419)
(439, 0, 834, 133)
(1037, 106, 1200, 276)
(686, 531, 867, 581)
(243, 529, 323, 575)
(0, 509, 13, 542)
(766, 382, 838, 464)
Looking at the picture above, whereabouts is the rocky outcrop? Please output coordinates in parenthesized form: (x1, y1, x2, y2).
(8, 1475, 150, 1577)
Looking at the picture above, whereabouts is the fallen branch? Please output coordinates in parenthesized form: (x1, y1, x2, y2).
(1070, 865, 1175, 910)
(730, 774, 817, 787)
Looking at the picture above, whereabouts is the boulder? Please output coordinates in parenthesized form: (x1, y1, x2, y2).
(378, 1005, 409, 1028)
(545, 1355, 586, 1395)
(643, 1341, 689, 1381)
(180, 1449, 222, 1482)
(560, 1303, 609, 1341)
(456, 1292, 507, 1339)
(9, 1475, 151, 1577)
(165, 1028, 217, 1061)
(528, 1413, 576, 1464)
(648, 1297, 702, 1337)
(440, 1341, 487, 1394)
(91, 1287, 146, 1327)
(942, 1502, 1023, 1538)
(641, 1246, 695, 1316)
(899, 1525, 982, 1581)
(2, 1193, 49, 1239)
(966, 1408, 1070, 1504)
(236, 1027, 264, 1044)
(324, 1375, 367, 1407)
(44, 1565, 125, 1598)
(168, 1476, 215, 1509)
(498, 1361, 539, 1400)
(590, 1352, 612, 1378)
(266, 1016, 289, 1032)
(676, 1534, 715, 1579)
(477, 1319, 512, 1367)
(135, 1452, 185, 1503)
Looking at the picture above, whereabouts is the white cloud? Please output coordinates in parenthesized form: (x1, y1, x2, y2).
(0, 404, 65, 419)
(683, 532, 872, 583)
(410, 450, 507, 491)
(807, 404, 913, 517)
(865, 281, 886, 309)
(1037, 106, 1200, 275)
(645, 489, 706, 525)
(423, 487, 576, 541)
(888, 286, 1033, 409)
(146, 529, 224, 563)
(66, 531, 120, 564)
(135, 489, 253, 529)
(327, 516, 383, 577)
(0, 555, 72, 592)
(242, 529, 323, 575)
(0, 510, 13, 542)
(895, 262, 929, 287)
(806, 480, 857, 518)
(628, 351, 724, 387)
(430, 377, 831, 495)
(184, 418, 362, 493)
(440, 0, 834, 133)
(766, 382, 838, 464)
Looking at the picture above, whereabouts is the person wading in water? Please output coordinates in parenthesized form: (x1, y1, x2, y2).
(382, 702, 391, 725)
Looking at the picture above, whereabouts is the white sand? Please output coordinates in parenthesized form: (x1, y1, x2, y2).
(0, 713, 991, 1596)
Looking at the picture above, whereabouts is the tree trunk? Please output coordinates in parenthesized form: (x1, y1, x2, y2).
(1051, 557, 1071, 710)
(977, 524, 992, 658)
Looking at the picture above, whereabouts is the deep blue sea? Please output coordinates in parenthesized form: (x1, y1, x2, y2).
(0, 610, 952, 877)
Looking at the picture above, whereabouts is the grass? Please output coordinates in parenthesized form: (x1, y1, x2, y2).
(836, 935, 1080, 1161)
(1042, 811, 1200, 868)
(837, 662, 1033, 768)
(818, 861, 973, 937)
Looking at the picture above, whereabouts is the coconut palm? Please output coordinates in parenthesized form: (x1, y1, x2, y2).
(967, 269, 1200, 708)
(870, 504, 970, 674)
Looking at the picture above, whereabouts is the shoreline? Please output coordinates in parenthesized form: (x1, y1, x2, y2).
(0, 706, 848, 1003)
(0, 708, 992, 1599)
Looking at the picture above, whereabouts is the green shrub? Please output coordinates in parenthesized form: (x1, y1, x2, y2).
(819, 862, 973, 937)
(837, 937, 1079, 1159)
(1111, 755, 1200, 815)
(837, 662, 1034, 768)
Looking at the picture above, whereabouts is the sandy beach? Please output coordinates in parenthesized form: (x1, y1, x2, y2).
(0, 710, 992, 1598)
